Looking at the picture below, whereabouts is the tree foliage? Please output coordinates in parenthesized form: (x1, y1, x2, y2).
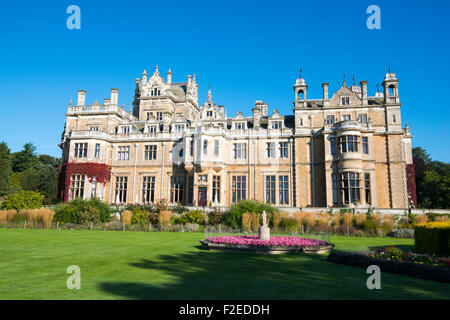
(413, 147, 450, 209)
(1, 190, 44, 210)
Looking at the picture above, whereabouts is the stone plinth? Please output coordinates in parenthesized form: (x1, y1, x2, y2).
(258, 226, 270, 241)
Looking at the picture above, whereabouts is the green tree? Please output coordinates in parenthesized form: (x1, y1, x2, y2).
(12, 143, 37, 173)
(0, 142, 12, 196)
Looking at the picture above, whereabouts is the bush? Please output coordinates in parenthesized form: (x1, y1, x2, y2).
(169, 205, 189, 215)
(222, 200, 279, 227)
(173, 210, 206, 225)
(207, 208, 225, 225)
(54, 198, 112, 223)
(1, 190, 44, 210)
(415, 221, 450, 255)
(130, 207, 149, 225)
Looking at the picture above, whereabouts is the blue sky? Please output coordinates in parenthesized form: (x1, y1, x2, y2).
(0, 0, 449, 161)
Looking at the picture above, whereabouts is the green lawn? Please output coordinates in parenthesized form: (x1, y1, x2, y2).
(0, 228, 449, 299)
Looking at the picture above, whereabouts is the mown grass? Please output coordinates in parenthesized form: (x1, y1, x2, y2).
(0, 228, 448, 299)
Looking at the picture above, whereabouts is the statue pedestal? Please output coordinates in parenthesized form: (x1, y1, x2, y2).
(258, 227, 270, 241)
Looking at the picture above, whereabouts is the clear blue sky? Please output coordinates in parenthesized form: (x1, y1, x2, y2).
(0, 0, 449, 161)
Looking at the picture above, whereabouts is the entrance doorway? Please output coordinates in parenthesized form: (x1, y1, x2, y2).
(198, 187, 207, 206)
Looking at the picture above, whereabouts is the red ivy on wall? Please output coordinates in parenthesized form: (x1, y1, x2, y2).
(406, 163, 417, 208)
(61, 162, 111, 202)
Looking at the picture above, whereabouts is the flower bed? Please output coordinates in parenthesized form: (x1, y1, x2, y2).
(327, 249, 450, 283)
(370, 246, 450, 268)
(201, 235, 333, 254)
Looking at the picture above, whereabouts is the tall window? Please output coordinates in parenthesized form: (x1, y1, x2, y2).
(157, 112, 163, 121)
(342, 114, 351, 121)
(232, 176, 246, 203)
(190, 140, 194, 156)
(203, 140, 208, 155)
(170, 176, 184, 203)
(341, 172, 360, 204)
(142, 176, 155, 203)
(332, 173, 338, 205)
(265, 176, 275, 204)
(279, 176, 289, 205)
(339, 135, 358, 153)
(144, 145, 157, 160)
(214, 140, 219, 156)
(330, 137, 336, 155)
(362, 137, 368, 154)
(121, 126, 130, 134)
(70, 174, 85, 199)
(212, 175, 221, 203)
(279, 142, 288, 158)
(94, 144, 100, 158)
(115, 176, 128, 203)
(365, 173, 371, 204)
(233, 143, 246, 159)
(266, 142, 275, 158)
(234, 122, 245, 130)
(74, 143, 88, 158)
(174, 124, 185, 132)
(91, 176, 97, 198)
(206, 111, 213, 117)
(117, 146, 130, 160)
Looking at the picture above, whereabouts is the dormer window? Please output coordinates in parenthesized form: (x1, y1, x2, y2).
(151, 88, 161, 96)
(234, 122, 246, 130)
(174, 124, 185, 132)
(90, 126, 99, 131)
(271, 121, 283, 129)
(207, 111, 213, 117)
(148, 125, 158, 133)
(121, 126, 131, 134)
(340, 96, 350, 106)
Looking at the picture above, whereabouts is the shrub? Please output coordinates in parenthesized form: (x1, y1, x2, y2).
(173, 210, 206, 225)
(169, 205, 189, 215)
(415, 214, 428, 225)
(382, 214, 394, 236)
(54, 198, 112, 223)
(223, 200, 278, 227)
(130, 207, 149, 225)
(1, 190, 44, 210)
(415, 221, 450, 255)
(207, 208, 225, 225)
(355, 213, 367, 228)
(159, 209, 172, 228)
(427, 213, 450, 222)
(242, 212, 260, 232)
(121, 210, 132, 225)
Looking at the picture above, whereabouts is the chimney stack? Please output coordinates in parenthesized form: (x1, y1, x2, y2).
(360, 81, 368, 105)
(104, 98, 111, 105)
(77, 90, 86, 106)
(142, 70, 148, 84)
(111, 88, 119, 105)
(322, 83, 329, 106)
(166, 69, 172, 84)
(187, 75, 192, 86)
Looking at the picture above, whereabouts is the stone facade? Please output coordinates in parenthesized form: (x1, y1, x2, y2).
(58, 66, 414, 208)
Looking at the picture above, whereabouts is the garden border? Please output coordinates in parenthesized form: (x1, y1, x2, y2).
(200, 239, 334, 254)
(327, 250, 450, 283)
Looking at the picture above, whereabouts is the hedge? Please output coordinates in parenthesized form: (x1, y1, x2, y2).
(414, 221, 450, 255)
(327, 250, 450, 283)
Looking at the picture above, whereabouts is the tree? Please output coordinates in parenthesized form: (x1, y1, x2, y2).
(12, 143, 37, 172)
(413, 147, 450, 209)
(0, 142, 12, 196)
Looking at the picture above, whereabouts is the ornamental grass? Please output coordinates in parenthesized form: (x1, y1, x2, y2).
(342, 213, 353, 227)
(355, 213, 367, 227)
(0, 209, 17, 224)
(18, 208, 54, 228)
(121, 210, 132, 225)
(159, 210, 172, 228)
(415, 214, 428, 225)
(316, 212, 330, 232)
(242, 212, 260, 232)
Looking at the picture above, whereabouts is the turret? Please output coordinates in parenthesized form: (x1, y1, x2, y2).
(77, 90, 86, 106)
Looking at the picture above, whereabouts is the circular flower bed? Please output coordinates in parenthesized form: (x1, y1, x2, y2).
(201, 235, 334, 254)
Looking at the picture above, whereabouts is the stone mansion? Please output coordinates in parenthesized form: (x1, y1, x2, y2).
(58, 66, 415, 208)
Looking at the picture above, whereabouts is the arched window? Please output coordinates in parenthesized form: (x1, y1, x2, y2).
(388, 85, 395, 97)
(298, 91, 305, 100)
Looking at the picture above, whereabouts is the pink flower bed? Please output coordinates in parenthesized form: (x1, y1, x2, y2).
(205, 235, 328, 248)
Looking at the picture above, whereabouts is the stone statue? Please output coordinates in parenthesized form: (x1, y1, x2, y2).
(258, 210, 270, 241)
(262, 211, 267, 228)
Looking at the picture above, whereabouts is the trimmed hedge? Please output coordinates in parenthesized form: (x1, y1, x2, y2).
(327, 250, 450, 283)
(414, 221, 450, 255)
